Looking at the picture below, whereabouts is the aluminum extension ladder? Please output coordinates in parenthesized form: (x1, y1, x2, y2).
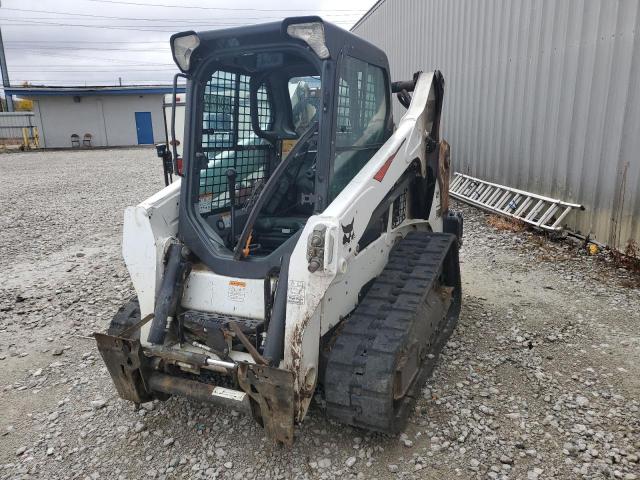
(449, 172, 584, 232)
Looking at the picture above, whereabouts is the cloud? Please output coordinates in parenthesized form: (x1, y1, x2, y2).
(2, 0, 375, 86)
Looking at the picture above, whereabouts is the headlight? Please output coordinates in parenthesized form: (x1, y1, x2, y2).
(306, 224, 328, 273)
(286, 22, 330, 59)
(171, 32, 200, 72)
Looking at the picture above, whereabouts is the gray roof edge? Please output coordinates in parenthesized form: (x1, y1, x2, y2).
(351, 0, 387, 31)
(4, 85, 186, 97)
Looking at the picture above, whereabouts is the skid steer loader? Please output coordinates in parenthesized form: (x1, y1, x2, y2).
(95, 17, 462, 445)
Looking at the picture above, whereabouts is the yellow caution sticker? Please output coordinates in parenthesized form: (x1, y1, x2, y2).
(282, 139, 298, 159)
(228, 280, 246, 302)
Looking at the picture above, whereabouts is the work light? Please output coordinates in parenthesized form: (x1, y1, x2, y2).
(286, 22, 330, 59)
(171, 32, 200, 72)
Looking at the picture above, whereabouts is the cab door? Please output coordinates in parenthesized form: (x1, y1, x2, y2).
(328, 55, 391, 202)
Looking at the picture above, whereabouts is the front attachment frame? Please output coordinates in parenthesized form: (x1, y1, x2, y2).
(238, 363, 296, 446)
(95, 332, 154, 404)
(96, 317, 297, 445)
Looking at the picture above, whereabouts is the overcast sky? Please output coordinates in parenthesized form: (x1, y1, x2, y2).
(1, 0, 377, 86)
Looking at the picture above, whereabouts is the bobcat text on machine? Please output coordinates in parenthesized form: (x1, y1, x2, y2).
(95, 17, 463, 445)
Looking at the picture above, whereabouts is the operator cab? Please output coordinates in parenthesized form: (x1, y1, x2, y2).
(172, 18, 392, 277)
(196, 56, 320, 254)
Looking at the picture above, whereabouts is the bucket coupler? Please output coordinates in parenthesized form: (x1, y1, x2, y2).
(95, 318, 296, 445)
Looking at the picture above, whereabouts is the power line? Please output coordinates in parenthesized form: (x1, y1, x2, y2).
(6, 40, 167, 44)
(0, 7, 362, 21)
(6, 16, 257, 23)
(11, 66, 176, 71)
(0, 18, 314, 27)
(0, 19, 354, 33)
(13, 77, 176, 81)
(80, 0, 366, 13)
(0, 19, 270, 31)
(12, 80, 176, 84)
(16, 49, 175, 66)
(6, 45, 169, 51)
(10, 65, 175, 69)
(0, 21, 177, 33)
(7, 58, 173, 66)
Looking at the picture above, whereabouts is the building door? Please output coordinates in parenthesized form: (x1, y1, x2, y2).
(135, 111, 154, 144)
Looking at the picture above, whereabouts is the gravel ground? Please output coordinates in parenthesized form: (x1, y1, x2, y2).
(0, 148, 639, 480)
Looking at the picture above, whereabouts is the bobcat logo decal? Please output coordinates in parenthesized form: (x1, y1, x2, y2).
(341, 218, 355, 245)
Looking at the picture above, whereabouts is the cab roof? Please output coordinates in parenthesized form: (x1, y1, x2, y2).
(175, 16, 389, 73)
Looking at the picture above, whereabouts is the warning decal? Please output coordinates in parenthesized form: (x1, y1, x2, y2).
(287, 280, 305, 305)
(227, 280, 246, 302)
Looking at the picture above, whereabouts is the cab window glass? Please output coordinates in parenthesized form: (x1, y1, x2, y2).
(198, 71, 274, 215)
(288, 76, 321, 134)
(330, 56, 388, 200)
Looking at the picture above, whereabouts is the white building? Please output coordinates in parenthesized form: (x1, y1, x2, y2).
(5, 85, 184, 149)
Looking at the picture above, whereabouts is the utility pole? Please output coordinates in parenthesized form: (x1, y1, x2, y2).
(0, 2, 13, 111)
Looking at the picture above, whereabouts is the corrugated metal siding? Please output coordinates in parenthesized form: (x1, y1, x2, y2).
(0, 112, 36, 144)
(353, 0, 640, 249)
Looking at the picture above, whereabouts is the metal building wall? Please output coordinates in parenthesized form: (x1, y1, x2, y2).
(352, 0, 640, 249)
(0, 112, 35, 145)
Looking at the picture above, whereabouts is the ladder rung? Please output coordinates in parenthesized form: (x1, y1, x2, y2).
(452, 177, 465, 191)
(494, 191, 512, 210)
(463, 181, 479, 197)
(486, 189, 504, 207)
(478, 186, 495, 203)
(536, 204, 558, 227)
(501, 193, 522, 213)
(550, 206, 573, 229)
(514, 197, 533, 216)
(525, 200, 545, 221)
(474, 183, 491, 200)
(450, 175, 464, 190)
(458, 178, 472, 193)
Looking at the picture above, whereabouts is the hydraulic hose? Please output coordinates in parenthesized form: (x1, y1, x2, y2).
(147, 243, 191, 345)
(262, 254, 290, 366)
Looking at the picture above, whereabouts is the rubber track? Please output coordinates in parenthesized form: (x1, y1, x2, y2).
(324, 231, 459, 433)
(108, 297, 140, 337)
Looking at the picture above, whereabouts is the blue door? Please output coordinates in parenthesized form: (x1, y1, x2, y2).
(135, 111, 154, 144)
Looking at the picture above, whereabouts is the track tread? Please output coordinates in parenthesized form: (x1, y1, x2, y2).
(107, 297, 141, 337)
(324, 231, 460, 434)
